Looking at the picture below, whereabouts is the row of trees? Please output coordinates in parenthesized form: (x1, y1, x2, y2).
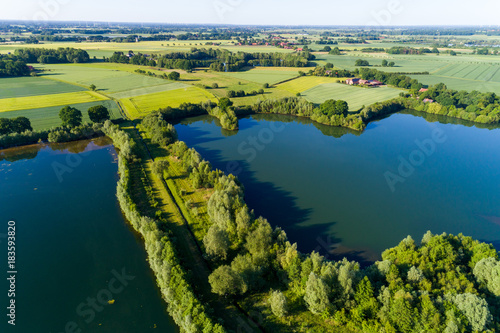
(59, 105, 110, 127)
(0, 117, 32, 135)
(108, 48, 314, 72)
(14, 47, 90, 64)
(0, 55, 30, 77)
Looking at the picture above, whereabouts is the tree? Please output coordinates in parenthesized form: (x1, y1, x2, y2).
(335, 100, 349, 117)
(355, 59, 370, 66)
(0, 118, 12, 135)
(452, 293, 492, 331)
(59, 106, 82, 127)
(209, 265, 247, 296)
(329, 47, 341, 55)
(89, 84, 96, 91)
(211, 82, 219, 89)
(168, 71, 180, 80)
(203, 225, 230, 260)
(325, 62, 334, 69)
(388, 61, 395, 67)
(10, 117, 32, 133)
(304, 272, 330, 314)
(226, 90, 236, 98)
(473, 257, 500, 296)
(323, 46, 332, 52)
(263, 83, 270, 89)
(269, 290, 287, 318)
(87, 105, 110, 123)
(382, 59, 388, 67)
(258, 88, 264, 94)
(218, 97, 233, 111)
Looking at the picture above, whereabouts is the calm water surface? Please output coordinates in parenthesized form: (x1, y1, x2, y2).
(0, 138, 178, 332)
(175, 112, 500, 263)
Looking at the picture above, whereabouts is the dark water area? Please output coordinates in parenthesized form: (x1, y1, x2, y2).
(175, 112, 500, 264)
(0, 138, 178, 332)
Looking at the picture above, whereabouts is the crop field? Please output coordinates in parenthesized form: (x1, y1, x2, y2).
(410, 74, 500, 93)
(0, 76, 86, 99)
(1, 100, 121, 130)
(222, 67, 300, 85)
(278, 76, 344, 94)
(0, 91, 108, 112)
(37, 64, 175, 93)
(302, 83, 402, 111)
(120, 86, 217, 119)
(108, 82, 189, 99)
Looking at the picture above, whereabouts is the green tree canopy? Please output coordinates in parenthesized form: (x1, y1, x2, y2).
(87, 105, 110, 123)
(59, 106, 83, 127)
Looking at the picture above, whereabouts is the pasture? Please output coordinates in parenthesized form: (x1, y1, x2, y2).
(278, 76, 343, 94)
(1, 100, 122, 130)
(302, 83, 402, 111)
(222, 67, 300, 85)
(37, 64, 175, 93)
(0, 91, 108, 112)
(120, 86, 217, 119)
(0, 76, 85, 99)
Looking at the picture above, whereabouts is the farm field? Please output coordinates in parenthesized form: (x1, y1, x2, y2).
(302, 83, 402, 111)
(1, 100, 122, 130)
(278, 76, 344, 94)
(120, 86, 217, 119)
(0, 91, 108, 112)
(0, 76, 86, 99)
(36, 63, 175, 93)
(410, 74, 500, 93)
(222, 67, 300, 85)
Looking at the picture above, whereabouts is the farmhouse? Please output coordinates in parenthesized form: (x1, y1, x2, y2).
(346, 78, 382, 86)
(346, 78, 360, 85)
(423, 98, 434, 103)
(419, 88, 429, 92)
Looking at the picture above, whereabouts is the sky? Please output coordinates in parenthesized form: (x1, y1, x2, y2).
(1, 0, 499, 27)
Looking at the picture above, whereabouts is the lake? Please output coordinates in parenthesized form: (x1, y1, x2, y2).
(0, 138, 178, 332)
(175, 112, 500, 264)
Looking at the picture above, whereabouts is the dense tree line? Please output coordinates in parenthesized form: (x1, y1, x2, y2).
(407, 84, 500, 123)
(0, 123, 104, 149)
(108, 48, 313, 71)
(14, 47, 90, 64)
(0, 117, 32, 135)
(252, 97, 365, 130)
(0, 54, 30, 77)
(386, 46, 439, 55)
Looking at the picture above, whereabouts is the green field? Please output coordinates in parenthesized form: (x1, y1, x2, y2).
(1, 100, 122, 130)
(120, 86, 217, 119)
(0, 76, 85, 99)
(37, 63, 176, 93)
(222, 67, 300, 85)
(302, 83, 402, 111)
(0, 91, 108, 112)
(278, 76, 344, 94)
